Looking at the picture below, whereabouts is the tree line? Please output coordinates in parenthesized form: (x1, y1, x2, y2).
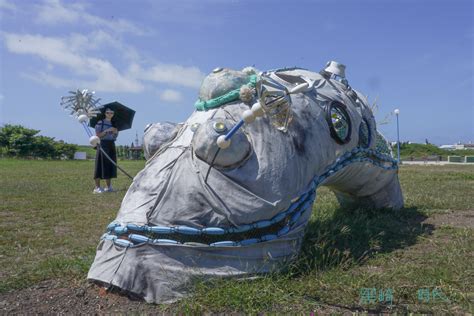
(0, 124, 77, 159)
(393, 142, 474, 160)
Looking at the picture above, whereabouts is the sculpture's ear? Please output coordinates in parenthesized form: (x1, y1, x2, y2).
(143, 122, 183, 160)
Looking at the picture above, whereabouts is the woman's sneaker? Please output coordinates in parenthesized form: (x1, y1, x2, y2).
(104, 186, 115, 193)
(93, 187, 104, 194)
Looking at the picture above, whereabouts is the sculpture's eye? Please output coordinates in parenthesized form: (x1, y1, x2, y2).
(143, 122, 181, 160)
(326, 101, 351, 144)
(192, 119, 252, 169)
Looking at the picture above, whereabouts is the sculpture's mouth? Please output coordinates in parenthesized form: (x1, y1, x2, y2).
(100, 147, 397, 248)
(103, 188, 317, 248)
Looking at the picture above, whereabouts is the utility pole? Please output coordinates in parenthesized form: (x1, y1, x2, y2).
(394, 109, 400, 164)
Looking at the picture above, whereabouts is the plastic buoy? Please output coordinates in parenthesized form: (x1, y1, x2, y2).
(251, 102, 264, 117)
(89, 135, 100, 147)
(216, 135, 231, 149)
(242, 110, 256, 124)
(78, 114, 89, 123)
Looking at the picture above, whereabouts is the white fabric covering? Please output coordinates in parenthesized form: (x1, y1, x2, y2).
(88, 67, 403, 303)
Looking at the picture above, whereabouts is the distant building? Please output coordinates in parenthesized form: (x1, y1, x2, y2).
(130, 132, 144, 160)
(439, 142, 473, 150)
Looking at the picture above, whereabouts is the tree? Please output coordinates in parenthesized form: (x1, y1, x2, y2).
(0, 124, 77, 159)
(32, 135, 56, 158)
(0, 124, 39, 157)
(53, 140, 77, 159)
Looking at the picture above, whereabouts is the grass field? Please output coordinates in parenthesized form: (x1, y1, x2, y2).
(0, 160, 473, 313)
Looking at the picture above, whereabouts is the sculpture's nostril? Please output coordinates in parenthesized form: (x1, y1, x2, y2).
(190, 123, 200, 132)
(212, 122, 227, 133)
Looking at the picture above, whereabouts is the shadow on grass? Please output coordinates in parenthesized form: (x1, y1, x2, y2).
(289, 206, 434, 275)
(172, 207, 436, 314)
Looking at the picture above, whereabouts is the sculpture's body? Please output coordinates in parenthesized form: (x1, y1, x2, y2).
(88, 64, 403, 303)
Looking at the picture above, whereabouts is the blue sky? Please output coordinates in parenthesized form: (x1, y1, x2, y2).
(0, 0, 472, 146)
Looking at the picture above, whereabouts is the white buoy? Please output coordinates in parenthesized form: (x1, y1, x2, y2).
(251, 102, 264, 117)
(216, 135, 231, 149)
(89, 135, 101, 147)
(77, 114, 89, 123)
(242, 110, 256, 124)
(289, 83, 309, 95)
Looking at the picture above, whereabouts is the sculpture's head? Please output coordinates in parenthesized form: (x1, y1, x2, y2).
(121, 65, 396, 234)
(89, 64, 403, 303)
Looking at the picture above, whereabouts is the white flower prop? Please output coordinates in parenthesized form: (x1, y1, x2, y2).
(241, 66, 260, 76)
(239, 85, 255, 105)
(60, 89, 101, 120)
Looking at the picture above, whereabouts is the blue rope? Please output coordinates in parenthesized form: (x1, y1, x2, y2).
(102, 146, 398, 248)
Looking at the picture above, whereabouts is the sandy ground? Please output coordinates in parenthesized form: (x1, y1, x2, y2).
(0, 280, 166, 314)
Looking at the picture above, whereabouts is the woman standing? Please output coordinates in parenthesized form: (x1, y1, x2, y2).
(93, 108, 118, 193)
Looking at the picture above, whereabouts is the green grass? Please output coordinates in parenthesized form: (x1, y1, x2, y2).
(0, 160, 473, 313)
(0, 159, 144, 292)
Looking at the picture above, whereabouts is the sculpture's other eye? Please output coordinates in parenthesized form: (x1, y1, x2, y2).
(358, 118, 371, 148)
(326, 101, 351, 144)
(192, 119, 252, 169)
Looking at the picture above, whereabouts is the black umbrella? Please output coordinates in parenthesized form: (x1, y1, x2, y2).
(89, 101, 136, 131)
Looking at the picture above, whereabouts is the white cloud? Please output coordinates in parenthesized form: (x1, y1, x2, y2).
(5, 33, 85, 70)
(0, 0, 16, 11)
(129, 63, 205, 89)
(35, 0, 78, 24)
(35, 0, 146, 35)
(22, 72, 77, 88)
(88, 58, 143, 92)
(159, 89, 183, 103)
(23, 69, 143, 93)
(3, 32, 202, 93)
(73, 30, 141, 61)
(3, 0, 204, 94)
(4, 32, 144, 92)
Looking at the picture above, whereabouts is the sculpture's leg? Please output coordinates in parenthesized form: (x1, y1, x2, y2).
(323, 164, 404, 210)
(332, 174, 404, 210)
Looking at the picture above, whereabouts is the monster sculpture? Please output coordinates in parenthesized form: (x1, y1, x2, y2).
(88, 62, 403, 303)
